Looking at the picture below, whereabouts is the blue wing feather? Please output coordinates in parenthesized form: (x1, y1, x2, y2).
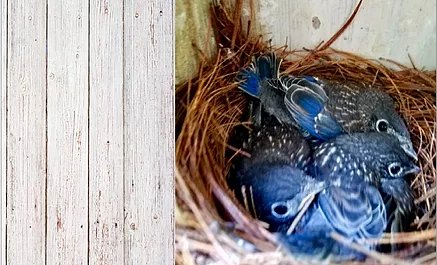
(318, 186, 369, 236)
(302, 76, 320, 84)
(278, 183, 386, 262)
(236, 69, 261, 97)
(280, 75, 327, 99)
(291, 89, 324, 115)
(284, 84, 343, 140)
(315, 114, 346, 139)
(318, 184, 386, 239)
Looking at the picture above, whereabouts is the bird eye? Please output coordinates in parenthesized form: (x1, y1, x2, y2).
(271, 202, 291, 218)
(376, 119, 389, 132)
(388, 163, 403, 177)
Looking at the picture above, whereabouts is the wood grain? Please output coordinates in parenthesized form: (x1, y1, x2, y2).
(46, 0, 89, 264)
(256, 0, 436, 70)
(1, 0, 7, 263)
(89, 0, 124, 264)
(124, 0, 175, 264)
(3, 0, 175, 263)
(6, 0, 47, 264)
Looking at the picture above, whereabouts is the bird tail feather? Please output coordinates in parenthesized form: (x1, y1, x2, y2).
(236, 52, 282, 97)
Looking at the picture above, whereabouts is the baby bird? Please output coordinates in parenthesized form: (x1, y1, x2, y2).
(311, 132, 420, 232)
(228, 121, 316, 231)
(228, 124, 386, 262)
(278, 182, 386, 262)
(236, 52, 418, 160)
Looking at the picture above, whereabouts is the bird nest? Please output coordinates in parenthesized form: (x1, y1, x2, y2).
(175, 1, 436, 264)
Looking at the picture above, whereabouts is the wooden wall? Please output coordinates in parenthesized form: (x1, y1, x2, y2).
(1, 0, 174, 264)
(255, 0, 436, 70)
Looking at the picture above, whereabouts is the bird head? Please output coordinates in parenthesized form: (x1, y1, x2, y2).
(371, 113, 417, 161)
(378, 156, 421, 180)
(367, 133, 421, 179)
(363, 90, 418, 161)
(312, 132, 420, 184)
(230, 162, 325, 232)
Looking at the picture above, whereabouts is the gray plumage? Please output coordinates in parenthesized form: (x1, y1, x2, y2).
(236, 52, 418, 161)
(311, 132, 420, 216)
(242, 124, 312, 170)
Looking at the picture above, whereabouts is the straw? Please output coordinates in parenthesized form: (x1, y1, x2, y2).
(175, 0, 436, 264)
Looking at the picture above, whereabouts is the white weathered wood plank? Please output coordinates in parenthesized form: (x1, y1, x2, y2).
(6, 1, 47, 264)
(89, 0, 124, 264)
(256, 0, 436, 69)
(124, 0, 175, 264)
(46, 0, 89, 264)
(1, 0, 7, 264)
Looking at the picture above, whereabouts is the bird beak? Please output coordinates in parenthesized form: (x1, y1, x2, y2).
(404, 165, 421, 175)
(399, 139, 418, 162)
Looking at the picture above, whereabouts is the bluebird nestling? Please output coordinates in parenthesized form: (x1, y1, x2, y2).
(278, 182, 386, 262)
(228, 124, 386, 262)
(231, 161, 386, 262)
(236, 52, 418, 160)
(228, 123, 316, 231)
(311, 132, 420, 231)
(230, 162, 325, 232)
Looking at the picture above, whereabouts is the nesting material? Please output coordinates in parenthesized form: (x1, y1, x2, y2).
(175, 0, 436, 264)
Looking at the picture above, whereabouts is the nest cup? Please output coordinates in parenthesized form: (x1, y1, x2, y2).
(175, 1, 436, 264)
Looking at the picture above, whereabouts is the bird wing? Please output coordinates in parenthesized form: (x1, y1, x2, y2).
(318, 184, 386, 240)
(282, 77, 344, 140)
(276, 181, 385, 262)
(280, 75, 327, 97)
(358, 184, 388, 239)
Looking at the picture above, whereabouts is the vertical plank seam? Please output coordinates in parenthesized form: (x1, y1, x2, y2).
(122, 0, 126, 263)
(171, 0, 176, 256)
(87, 0, 91, 264)
(2, 0, 8, 263)
(44, 1, 49, 264)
